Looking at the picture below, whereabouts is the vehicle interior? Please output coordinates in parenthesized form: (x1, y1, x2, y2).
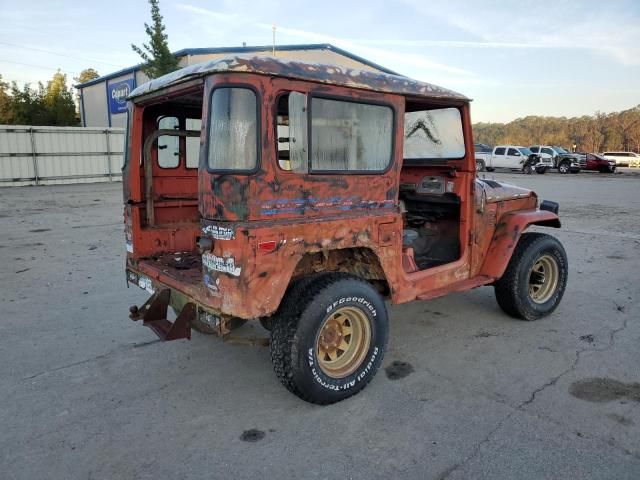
(398, 99, 466, 273)
(128, 85, 205, 261)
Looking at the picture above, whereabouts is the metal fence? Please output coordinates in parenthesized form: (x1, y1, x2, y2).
(0, 125, 124, 187)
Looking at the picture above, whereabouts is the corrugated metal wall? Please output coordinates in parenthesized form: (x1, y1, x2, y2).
(0, 125, 124, 187)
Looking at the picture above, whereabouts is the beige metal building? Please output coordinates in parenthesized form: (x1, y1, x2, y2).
(76, 44, 397, 128)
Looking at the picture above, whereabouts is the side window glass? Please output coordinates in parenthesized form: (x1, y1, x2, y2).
(530, 147, 539, 153)
(311, 97, 392, 171)
(186, 118, 201, 168)
(157, 116, 179, 168)
(507, 148, 518, 155)
(494, 147, 505, 155)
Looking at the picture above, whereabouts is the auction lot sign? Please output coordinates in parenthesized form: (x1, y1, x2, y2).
(108, 78, 135, 114)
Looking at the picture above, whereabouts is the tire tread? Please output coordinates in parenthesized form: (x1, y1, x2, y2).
(270, 273, 384, 404)
(494, 232, 566, 320)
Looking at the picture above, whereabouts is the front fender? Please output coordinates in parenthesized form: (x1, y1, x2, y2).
(480, 209, 561, 278)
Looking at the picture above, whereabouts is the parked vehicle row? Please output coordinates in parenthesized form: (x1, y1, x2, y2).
(474, 144, 638, 174)
(475, 145, 552, 174)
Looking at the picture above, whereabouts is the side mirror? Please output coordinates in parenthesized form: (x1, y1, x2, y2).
(514, 152, 521, 156)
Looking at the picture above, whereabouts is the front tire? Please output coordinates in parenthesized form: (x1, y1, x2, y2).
(558, 161, 571, 174)
(476, 159, 486, 172)
(494, 233, 568, 321)
(270, 273, 388, 404)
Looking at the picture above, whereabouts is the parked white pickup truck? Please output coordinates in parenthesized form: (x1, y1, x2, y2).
(475, 145, 553, 173)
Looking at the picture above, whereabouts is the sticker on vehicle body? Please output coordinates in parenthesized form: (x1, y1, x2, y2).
(202, 224, 235, 240)
(202, 252, 241, 277)
(138, 275, 154, 294)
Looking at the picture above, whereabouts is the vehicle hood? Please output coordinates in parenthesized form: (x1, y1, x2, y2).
(476, 178, 534, 203)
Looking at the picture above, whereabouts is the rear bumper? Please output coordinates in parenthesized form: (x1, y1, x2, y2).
(126, 266, 235, 335)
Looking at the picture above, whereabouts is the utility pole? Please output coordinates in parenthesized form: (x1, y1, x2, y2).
(272, 24, 276, 55)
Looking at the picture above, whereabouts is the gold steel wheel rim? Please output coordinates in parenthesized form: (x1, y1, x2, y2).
(317, 306, 372, 379)
(529, 254, 559, 304)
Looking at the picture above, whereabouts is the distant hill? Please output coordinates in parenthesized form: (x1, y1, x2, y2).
(473, 106, 640, 153)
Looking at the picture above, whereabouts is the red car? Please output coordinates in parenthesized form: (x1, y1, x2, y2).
(580, 153, 616, 173)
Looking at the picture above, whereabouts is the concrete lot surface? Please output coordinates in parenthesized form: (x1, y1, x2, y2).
(1, 171, 639, 479)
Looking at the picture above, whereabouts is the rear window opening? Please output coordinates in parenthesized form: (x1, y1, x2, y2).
(136, 87, 204, 231)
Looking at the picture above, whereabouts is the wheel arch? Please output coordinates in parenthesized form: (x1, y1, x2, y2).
(291, 247, 390, 295)
(480, 210, 561, 278)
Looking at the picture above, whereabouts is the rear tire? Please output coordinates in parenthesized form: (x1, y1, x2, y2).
(270, 273, 388, 404)
(494, 233, 568, 321)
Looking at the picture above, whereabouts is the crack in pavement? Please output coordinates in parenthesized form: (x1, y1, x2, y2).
(436, 305, 635, 478)
(438, 411, 516, 480)
(21, 339, 162, 381)
(519, 303, 630, 408)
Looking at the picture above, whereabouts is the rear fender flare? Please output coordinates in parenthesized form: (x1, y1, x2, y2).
(480, 210, 561, 278)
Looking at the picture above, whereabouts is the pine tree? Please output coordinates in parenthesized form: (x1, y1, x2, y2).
(131, 0, 180, 79)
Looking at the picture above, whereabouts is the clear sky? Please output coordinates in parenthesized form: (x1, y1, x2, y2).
(1, 0, 639, 122)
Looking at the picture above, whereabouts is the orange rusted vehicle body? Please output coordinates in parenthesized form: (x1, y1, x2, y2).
(122, 55, 560, 338)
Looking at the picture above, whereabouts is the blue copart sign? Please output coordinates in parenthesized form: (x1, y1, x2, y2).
(108, 78, 135, 114)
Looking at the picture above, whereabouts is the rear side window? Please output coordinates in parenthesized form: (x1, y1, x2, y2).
(207, 87, 258, 171)
(494, 147, 506, 155)
(157, 116, 179, 168)
(310, 97, 393, 172)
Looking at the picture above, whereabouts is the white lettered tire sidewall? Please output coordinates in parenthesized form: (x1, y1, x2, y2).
(293, 281, 388, 401)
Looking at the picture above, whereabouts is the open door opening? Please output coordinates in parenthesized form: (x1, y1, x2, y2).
(399, 100, 467, 273)
(125, 86, 204, 260)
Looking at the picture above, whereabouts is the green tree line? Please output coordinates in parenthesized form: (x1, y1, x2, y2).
(473, 106, 640, 153)
(0, 71, 78, 126)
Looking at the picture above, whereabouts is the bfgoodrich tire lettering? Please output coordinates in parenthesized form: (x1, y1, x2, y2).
(270, 273, 388, 404)
(494, 232, 568, 321)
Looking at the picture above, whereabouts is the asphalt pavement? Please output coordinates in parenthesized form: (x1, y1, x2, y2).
(1, 170, 639, 479)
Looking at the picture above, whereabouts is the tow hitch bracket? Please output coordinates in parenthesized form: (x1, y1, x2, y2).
(129, 289, 193, 341)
